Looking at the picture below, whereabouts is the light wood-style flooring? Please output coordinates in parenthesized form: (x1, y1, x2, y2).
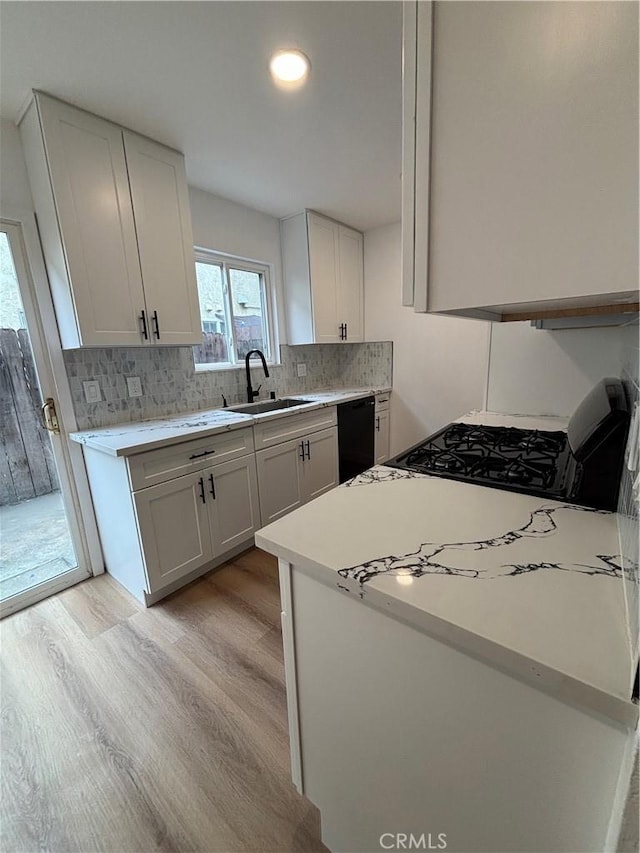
(1, 549, 327, 853)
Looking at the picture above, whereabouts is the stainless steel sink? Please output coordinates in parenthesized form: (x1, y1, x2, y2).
(227, 398, 311, 415)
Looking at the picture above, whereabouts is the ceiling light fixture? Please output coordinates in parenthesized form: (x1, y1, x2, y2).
(269, 49, 310, 90)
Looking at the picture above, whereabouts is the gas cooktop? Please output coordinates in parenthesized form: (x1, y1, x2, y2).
(386, 379, 630, 511)
(390, 423, 572, 499)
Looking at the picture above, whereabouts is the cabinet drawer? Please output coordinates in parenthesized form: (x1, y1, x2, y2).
(128, 427, 254, 490)
(375, 393, 391, 412)
(253, 407, 337, 450)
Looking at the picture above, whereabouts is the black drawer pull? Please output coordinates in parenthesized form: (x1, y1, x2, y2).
(209, 473, 216, 499)
(376, 416, 380, 432)
(189, 449, 215, 460)
(305, 440, 311, 460)
(299, 441, 306, 460)
(198, 477, 206, 504)
(139, 310, 148, 340)
(152, 310, 160, 340)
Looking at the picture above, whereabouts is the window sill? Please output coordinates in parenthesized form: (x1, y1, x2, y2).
(194, 361, 279, 374)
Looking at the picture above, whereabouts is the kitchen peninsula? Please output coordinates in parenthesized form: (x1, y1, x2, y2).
(256, 461, 638, 853)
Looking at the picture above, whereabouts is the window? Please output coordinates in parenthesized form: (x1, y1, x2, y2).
(193, 251, 274, 369)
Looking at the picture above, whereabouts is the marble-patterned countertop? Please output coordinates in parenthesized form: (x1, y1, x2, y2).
(454, 409, 569, 431)
(69, 387, 391, 457)
(256, 465, 637, 727)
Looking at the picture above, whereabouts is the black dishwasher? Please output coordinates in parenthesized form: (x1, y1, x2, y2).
(337, 397, 375, 483)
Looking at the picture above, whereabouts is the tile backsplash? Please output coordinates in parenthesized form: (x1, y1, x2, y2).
(64, 342, 393, 430)
(618, 328, 639, 675)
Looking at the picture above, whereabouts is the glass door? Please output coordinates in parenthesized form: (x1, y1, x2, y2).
(0, 221, 90, 616)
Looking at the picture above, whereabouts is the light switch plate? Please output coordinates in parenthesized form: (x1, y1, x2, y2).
(127, 376, 143, 398)
(297, 363, 307, 377)
(83, 380, 101, 404)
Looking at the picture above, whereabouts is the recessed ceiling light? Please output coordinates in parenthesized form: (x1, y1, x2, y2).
(269, 49, 310, 89)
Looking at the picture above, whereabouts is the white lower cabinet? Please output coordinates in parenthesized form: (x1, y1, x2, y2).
(302, 427, 339, 501)
(134, 455, 260, 595)
(208, 456, 260, 554)
(134, 471, 214, 592)
(374, 392, 391, 465)
(374, 410, 390, 465)
(256, 426, 339, 525)
(255, 439, 305, 525)
(82, 427, 260, 605)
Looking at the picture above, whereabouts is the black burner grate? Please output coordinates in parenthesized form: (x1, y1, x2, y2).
(396, 424, 569, 494)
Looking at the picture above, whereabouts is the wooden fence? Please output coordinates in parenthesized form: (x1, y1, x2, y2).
(0, 328, 59, 506)
(193, 320, 265, 365)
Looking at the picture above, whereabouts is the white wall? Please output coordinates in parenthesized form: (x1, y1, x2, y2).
(0, 118, 34, 214)
(364, 222, 490, 455)
(188, 186, 286, 345)
(487, 322, 637, 417)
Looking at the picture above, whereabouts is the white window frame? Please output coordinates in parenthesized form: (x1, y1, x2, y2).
(193, 248, 278, 372)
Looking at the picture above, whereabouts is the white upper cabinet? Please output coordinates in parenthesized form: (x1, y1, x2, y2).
(307, 213, 340, 343)
(122, 131, 201, 345)
(281, 210, 364, 344)
(19, 92, 202, 347)
(405, 1, 639, 322)
(337, 225, 364, 342)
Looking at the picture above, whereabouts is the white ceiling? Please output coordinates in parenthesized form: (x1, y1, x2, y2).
(0, 1, 402, 231)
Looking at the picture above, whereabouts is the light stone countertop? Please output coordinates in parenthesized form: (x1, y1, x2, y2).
(69, 387, 391, 457)
(256, 464, 637, 727)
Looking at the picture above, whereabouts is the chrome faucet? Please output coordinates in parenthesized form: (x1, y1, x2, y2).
(245, 349, 269, 403)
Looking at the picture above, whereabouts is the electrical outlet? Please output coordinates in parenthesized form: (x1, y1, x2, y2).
(83, 380, 101, 403)
(127, 376, 143, 398)
(297, 363, 307, 377)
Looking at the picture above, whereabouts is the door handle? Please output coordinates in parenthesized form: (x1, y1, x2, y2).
(299, 441, 306, 460)
(305, 440, 311, 460)
(209, 473, 216, 499)
(139, 309, 149, 340)
(376, 416, 380, 432)
(344, 323, 348, 340)
(40, 397, 60, 434)
(152, 310, 160, 340)
(198, 477, 206, 504)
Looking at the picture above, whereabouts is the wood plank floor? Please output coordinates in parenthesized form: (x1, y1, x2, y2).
(1, 549, 328, 853)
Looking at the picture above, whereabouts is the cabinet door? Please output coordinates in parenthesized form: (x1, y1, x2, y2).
(123, 131, 202, 345)
(427, 2, 638, 316)
(301, 427, 339, 503)
(256, 439, 304, 525)
(36, 95, 146, 346)
(307, 213, 340, 343)
(375, 410, 391, 465)
(208, 456, 261, 556)
(133, 472, 213, 593)
(337, 226, 364, 342)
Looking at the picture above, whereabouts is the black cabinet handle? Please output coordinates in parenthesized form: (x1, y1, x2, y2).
(139, 310, 148, 340)
(198, 477, 206, 504)
(189, 449, 215, 460)
(344, 323, 348, 341)
(299, 441, 306, 460)
(305, 440, 311, 460)
(339, 323, 345, 341)
(152, 310, 160, 340)
(209, 473, 216, 499)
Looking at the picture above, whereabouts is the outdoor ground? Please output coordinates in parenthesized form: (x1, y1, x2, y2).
(0, 491, 76, 601)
